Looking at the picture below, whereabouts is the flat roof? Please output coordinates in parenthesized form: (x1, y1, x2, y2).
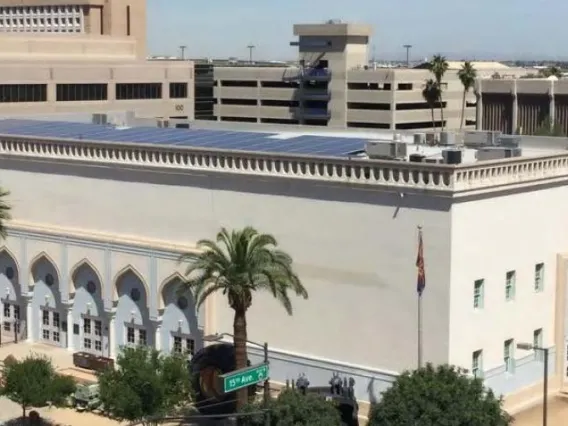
(0, 119, 370, 157)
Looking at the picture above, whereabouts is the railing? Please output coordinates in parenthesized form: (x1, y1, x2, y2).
(0, 135, 567, 195)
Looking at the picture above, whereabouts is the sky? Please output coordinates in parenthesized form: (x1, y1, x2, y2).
(146, 0, 568, 61)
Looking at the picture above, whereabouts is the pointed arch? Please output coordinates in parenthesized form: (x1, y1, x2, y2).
(112, 265, 150, 302)
(29, 251, 60, 288)
(0, 246, 21, 278)
(69, 258, 104, 298)
(158, 272, 186, 310)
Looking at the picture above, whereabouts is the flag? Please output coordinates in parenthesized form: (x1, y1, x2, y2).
(416, 227, 426, 295)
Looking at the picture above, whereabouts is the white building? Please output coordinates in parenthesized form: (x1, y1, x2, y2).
(0, 119, 566, 418)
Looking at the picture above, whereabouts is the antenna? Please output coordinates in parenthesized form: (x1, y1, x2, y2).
(179, 45, 187, 60)
(403, 44, 412, 68)
(247, 44, 256, 64)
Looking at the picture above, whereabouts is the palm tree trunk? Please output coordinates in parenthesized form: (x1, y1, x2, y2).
(431, 107, 435, 130)
(233, 308, 248, 410)
(460, 90, 466, 131)
(439, 95, 445, 131)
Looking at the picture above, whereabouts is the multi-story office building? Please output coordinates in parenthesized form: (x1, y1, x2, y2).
(0, 117, 567, 420)
(0, 0, 194, 120)
(478, 77, 568, 135)
(209, 21, 526, 131)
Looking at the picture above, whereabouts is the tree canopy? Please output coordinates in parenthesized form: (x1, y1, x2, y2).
(0, 355, 76, 418)
(239, 389, 342, 426)
(179, 226, 308, 408)
(97, 346, 193, 425)
(368, 364, 512, 426)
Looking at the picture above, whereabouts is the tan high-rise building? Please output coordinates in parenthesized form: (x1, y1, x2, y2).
(0, 0, 194, 120)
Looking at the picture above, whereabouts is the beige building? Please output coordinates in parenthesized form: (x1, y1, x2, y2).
(478, 77, 568, 135)
(0, 0, 194, 120)
(210, 21, 526, 131)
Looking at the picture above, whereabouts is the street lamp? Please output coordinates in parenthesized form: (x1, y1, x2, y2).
(517, 342, 549, 426)
(203, 332, 270, 426)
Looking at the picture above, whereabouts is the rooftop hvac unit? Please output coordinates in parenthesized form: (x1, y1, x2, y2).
(409, 153, 426, 163)
(413, 133, 426, 145)
(424, 157, 444, 164)
(365, 141, 407, 159)
(442, 149, 463, 165)
(476, 147, 522, 161)
(425, 132, 436, 144)
(157, 119, 170, 128)
(464, 130, 503, 147)
(440, 131, 456, 145)
(92, 114, 108, 125)
(497, 135, 521, 147)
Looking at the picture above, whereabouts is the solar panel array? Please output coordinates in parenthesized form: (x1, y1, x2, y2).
(0, 119, 369, 157)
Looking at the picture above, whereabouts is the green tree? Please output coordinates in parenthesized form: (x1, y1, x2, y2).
(0, 355, 76, 418)
(97, 346, 193, 425)
(422, 79, 441, 131)
(0, 186, 11, 238)
(534, 116, 566, 136)
(427, 55, 449, 131)
(368, 364, 512, 426)
(457, 61, 477, 131)
(539, 66, 562, 78)
(239, 389, 342, 426)
(179, 227, 308, 409)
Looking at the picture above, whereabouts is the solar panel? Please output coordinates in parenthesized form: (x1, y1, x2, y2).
(0, 119, 369, 158)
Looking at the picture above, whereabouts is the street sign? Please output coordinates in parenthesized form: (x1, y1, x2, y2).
(220, 363, 269, 393)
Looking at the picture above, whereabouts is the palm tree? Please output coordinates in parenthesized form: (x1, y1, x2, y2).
(0, 187, 11, 238)
(428, 55, 449, 130)
(179, 227, 308, 409)
(422, 79, 441, 130)
(457, 61, 477, 131)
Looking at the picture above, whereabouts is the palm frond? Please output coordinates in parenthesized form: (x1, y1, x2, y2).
(178, 226, 308, 316)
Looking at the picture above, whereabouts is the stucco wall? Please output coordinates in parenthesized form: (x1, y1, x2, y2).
(450, 185, 568, 394)
(0, 157, 452, 380)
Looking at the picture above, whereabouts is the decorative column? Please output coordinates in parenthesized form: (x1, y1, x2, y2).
(108, 310, 116, 359)
(25, 294, 33, 343)
(550, 83, 556, 129)
(511, 81, 518, 134)
(475, 91, 483, 130)
(66, 304, 74, 352)
(154, 321, 162, 352)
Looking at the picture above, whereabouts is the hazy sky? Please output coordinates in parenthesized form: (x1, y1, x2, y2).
(146, 0, 568, 61)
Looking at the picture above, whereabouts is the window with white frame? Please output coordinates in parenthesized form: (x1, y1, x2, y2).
(126, 326, 147, 346)
(535, 263, 544, 292)
(472, 350, 483, 378)
(473, 279, 484, 309)
(0, 5, 84, 33)
(504, 339, 515, 373)
(505, 271, 516, 301)
(533, 328, 543, 361)
(172, 335, 195, 356)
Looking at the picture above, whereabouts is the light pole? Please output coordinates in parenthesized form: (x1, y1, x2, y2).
(247, 44, 255, 64)
(403, 44, 412, 68)
(179, 45, 187, 60)
(203, 332, 270, 426)
(517, 342, 549, 426)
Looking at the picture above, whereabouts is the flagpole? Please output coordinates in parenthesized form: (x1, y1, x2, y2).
(418, 289, 423, 369)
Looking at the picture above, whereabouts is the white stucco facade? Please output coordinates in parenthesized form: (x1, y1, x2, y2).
(0, 132, 567, 413)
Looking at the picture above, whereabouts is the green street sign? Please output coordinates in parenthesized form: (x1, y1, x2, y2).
(220, 363, 269, 393)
